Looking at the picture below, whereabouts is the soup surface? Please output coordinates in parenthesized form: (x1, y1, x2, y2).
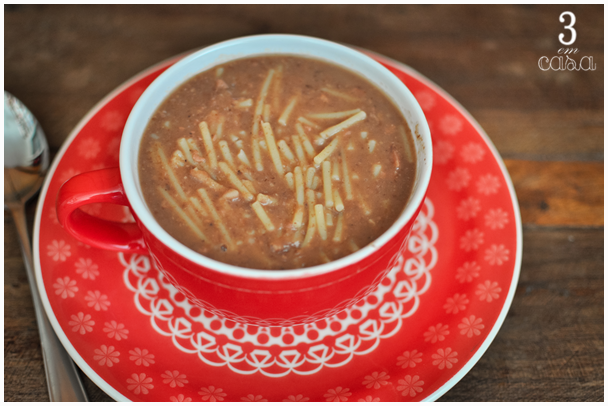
(139, 56, 416, 270)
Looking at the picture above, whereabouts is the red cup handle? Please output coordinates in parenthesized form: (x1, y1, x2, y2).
(56, 167, 147, 254)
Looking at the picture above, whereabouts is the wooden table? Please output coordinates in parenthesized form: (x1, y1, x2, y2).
(5, 5, 603, 401)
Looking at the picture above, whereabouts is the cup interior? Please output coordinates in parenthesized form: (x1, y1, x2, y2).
(120, 34, 432, 279)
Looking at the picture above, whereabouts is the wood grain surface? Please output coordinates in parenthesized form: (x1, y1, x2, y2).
(4, 4, 603, 402)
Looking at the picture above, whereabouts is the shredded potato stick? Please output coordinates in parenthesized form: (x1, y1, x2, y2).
(297, 116, 320, 129)
(242, 179, 257, 195)
(186, 206, 204, 228)
(291, 135, 308, 166)
(277, 140, 296, 164)
(177, 138, 196, 166)
(333, 213, 344, 242)
(218, 141, 236, 170)
(315, 204, 327, 240)
(191, 168, 225, 192)
(216, 116, 225, 138)
(333, 189, 345, 212)
(251, 201, 275, 231)
(294, 166, 305, 206)
(348, 238, 360, 252)
(373, 163, 382, 177)
(197, 188, 234, 248)
(321, 87, 359, 102)
(302, 189, 317, 247)
(189, 197, 208, 217)
(295, 122, 316, 159)
(186, 138, 216, 178)
(252, 69, 275, 139)
(325, 211, 334, 226)
(306, 167, 316, 189)
(340, 148, 354, 200)
(292, 206, 304, 229)
(322, 161, 334, 208)
(237, 149, 251, 167)
(332, 161, 341, 181)
(263, 103, 271, 122)
(252, 131, 263, 171)
(272, 65, 283, 111)
(238, 165, 255, 182)
(156, 145, 188, 202)
(314, 137, 339, 165)
(311, 175, 321, 190)
(235, 99, 253, 108)
(278, 96, 298, 126)
(158, 187, 206, 240)
(320, 111, 366, 140)
(307, 109, 362, 120)
(284, 172, 294, 190)
(320, 252, 331, 263)
(218, 162, 255, 201)
(251, 69, 275, 172)
(261, 121, 284, 176)
(199, 121, 218, 169)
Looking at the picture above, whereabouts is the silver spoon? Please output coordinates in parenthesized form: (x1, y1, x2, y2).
(4, 91, 89, 402)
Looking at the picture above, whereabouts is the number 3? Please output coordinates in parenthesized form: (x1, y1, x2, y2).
(559, 11, 576, 46)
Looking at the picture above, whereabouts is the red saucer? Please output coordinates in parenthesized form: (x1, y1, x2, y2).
(33, 50, 521, 401)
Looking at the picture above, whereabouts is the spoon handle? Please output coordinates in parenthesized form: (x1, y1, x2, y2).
(9, 204, 89, 402)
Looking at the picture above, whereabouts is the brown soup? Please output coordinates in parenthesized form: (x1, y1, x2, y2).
(139, 56, 416, 270)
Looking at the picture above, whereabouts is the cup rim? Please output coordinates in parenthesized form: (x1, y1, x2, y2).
(121, 34, 432, 280)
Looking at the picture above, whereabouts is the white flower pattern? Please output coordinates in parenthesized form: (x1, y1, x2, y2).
(93, 345, 120, 367)
(476, 280, 502, 302)
(127, 373, 154, 395)
(446, 167, 471, 191)
(456, 261, 481, 283)
(456, 197, 481, 220)
(423, 323, 449, 343)
(476, 174, 501, 195)
(458, 315, 485, 338)
(198, 386, 226, 402)
(396, 375, 424, 397)
(68, 312, 94, 335)
(431, 348, 458, 370)
(485, 208, 509, 229)
(324, 387, 351, 402)
(484, 244, 510, 265)
(75, 258, 100, 280)
(414, 90, 436, 111)
(439, 114, 463, 136)
(129, 348, 155, 366)
(397, 349, 423, 369)
(362, 371, 390, 389)
(103, 321, 129, 341)
(433, 140, 455, 165)
(47, 240, 71, 262)
(460, 142, 486, 163)
(85, 290, 110, 311)
(460, 229, 484, 251)
(443, 293, 469, 314)
(161, 370, 188, 388)
(53, 276, 78, 298)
